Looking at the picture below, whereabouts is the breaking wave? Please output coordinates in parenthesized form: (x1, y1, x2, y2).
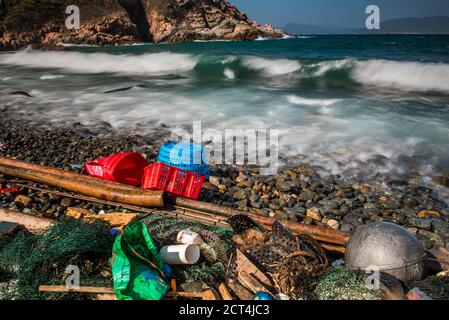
(308, 59, 449, 93)
(241, 56, 302, 76)
(351, 59, 449, 93)
(2, 49, 448, 94)
(0, 49, 198, 76)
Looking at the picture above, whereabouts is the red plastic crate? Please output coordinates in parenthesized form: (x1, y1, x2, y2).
(166, 167, 190, 196)
(142, 163, 173, 190)
(183, 174, 206, 200)
(141, 162, 206, 199)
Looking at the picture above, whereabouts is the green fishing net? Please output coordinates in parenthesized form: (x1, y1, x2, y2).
(0, 218, 114, 300)
(314, 266, 382, 300)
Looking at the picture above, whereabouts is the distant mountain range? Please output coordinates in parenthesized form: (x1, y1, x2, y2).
(283, 16, 449, 35)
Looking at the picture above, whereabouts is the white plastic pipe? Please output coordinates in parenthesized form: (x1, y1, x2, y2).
(159, 244, 200, 265)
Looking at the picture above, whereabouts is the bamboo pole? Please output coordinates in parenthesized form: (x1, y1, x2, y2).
(0, 164, 165, 208)
(174, 197, 350, 246)
(0, 156, 137, 191)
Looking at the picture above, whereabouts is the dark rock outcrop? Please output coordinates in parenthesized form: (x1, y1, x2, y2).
(118, 0, 152, 42)
(0, 0, 284, 50)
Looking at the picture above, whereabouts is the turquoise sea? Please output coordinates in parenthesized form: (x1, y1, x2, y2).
(1, 35, 449, 186)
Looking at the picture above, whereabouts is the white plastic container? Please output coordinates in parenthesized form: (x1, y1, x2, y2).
(177, 229, 204, 245)
(159, 244, 200, 265)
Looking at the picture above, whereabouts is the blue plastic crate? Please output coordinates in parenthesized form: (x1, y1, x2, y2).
(157, 142, 210, 178)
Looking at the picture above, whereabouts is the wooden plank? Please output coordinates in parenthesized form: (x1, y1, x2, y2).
(166, 291, 203, 299)
(96, 294, 118, 300)
(235, 249, 272, 288)
(218, 283, 233, 300)
(227, 279, 253, 300)
(201, 288, 221, 300)
(39, 285, 114, 294)
(238, 270, 270, 294)
(39, 285, 203, 298)
(0, 210, 54, 234)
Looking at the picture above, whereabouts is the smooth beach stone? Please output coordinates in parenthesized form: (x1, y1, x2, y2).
(406, 217, 432, 231)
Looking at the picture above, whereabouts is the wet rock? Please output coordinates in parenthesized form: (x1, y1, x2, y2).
(303, 216, 313, 225)
(275, 180, 292, 193)
(431, 219, 449, 238)
(433, 176, 449, 188)
(235, 175, 248, 183)
(250, 200, 262, 209)
(233, 189, 249, 201)
(306, 207, 322, 222)
(381, 198, 401, 210)
(340, 223, 354, 233)
(202, 182, 218, 192)
(237, 180, 254, 188)
(209, 176, 221, 187)
(14, 195, 32, 207)
(234, 199, 248, 211)
(60, 198, 73, 207)
(299, 189, 314, 201)
(343, 213, 364, 228)
(402, 195, 418, 207)
(406, 217, 432, 231)
(326, 219, 340, 230)
(285, 207, 305, 218)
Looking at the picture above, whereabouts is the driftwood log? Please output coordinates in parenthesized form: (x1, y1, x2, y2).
(0, 163, 165, 208)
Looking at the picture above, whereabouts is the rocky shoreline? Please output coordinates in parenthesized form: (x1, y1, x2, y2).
(0, 0, 285, 50)
(1, 109, 449, 255)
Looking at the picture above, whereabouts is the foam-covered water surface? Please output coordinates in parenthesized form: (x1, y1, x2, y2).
(1, 35, 449, 187)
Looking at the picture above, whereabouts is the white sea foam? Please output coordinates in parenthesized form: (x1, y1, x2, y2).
(288, 95, 342, 106)
(351, 59, 449, 93)
(223, 68, 236, 79)
(0, 50, 197, 76)
(242, 56, 301, 76)
(40, 74, 66, 80)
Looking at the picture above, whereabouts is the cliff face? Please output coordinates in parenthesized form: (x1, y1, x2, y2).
(144, 0, 284, 42)
(0, 0, 141, 50)
(0, 0, 284, 50)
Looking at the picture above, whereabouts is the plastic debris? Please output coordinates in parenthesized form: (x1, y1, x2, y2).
(85, 152, 147, 186)
(406, 288, 432, 300)
(142, 162, 206, 199)
(111, 221, 169, 300)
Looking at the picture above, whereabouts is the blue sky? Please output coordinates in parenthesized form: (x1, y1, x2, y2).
(230, 0, 449, 28)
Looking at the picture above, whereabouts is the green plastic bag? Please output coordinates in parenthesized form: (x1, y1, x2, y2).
(111, 221, 169, 300)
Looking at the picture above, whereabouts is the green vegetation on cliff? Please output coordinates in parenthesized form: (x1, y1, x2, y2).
(3, 0, 120, 32)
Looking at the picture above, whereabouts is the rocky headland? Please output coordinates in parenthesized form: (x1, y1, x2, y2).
(0, 0, 285, 50)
